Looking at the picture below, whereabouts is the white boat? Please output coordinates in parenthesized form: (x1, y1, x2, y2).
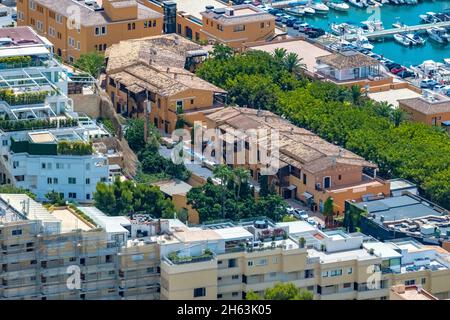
(330, 22, 358, 35)
(309, 1, 329, 13)
(392, 21, 407, 29)
(405, 33, 426, 46)
(444, 58, 450, 66)
(390, 0, 400, 4)
(361, 19, 384, 32)
(353, 35, 374, 50)
(420, 12, 438, 23)
(427, 27, 450, 44)
(381, 0, 389, 3)
(285, 6, 305, 16)
(328, 1, 350, 11)
(394, 33, 414, 46)
(304, 6, 316, 14)
(348, 0, 367, 8)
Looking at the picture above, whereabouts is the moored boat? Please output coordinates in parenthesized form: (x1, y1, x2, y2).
(309, 1, 329, 13)
(427, 27, 450, 44)
(328, 1, 350, 11)
(394, 33, 414, 46)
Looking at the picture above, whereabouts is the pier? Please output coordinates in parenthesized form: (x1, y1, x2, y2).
(343, 21, 450, 40)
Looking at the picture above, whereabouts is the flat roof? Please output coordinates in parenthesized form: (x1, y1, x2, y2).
(174, 0, 226, 20)
(214, 226, 253, 240)
(248, 39, 332, 74)
(77, 206, 130, 234)
(28, 132, 55, 144)
(153, 179, 192, 196)
(368, 88, 422, 108)
(0, 193, 60, 224)
(308, 248, 376, 264)
(363, 242, 402, 259)
(0, 26, 46, 47)
(277, 220, 317, 235)
(389, 178, 416, 191)
(354, 195, 444, 223)
(51, 208, 93, 232)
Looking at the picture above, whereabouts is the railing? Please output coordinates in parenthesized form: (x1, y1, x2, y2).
(165, 253, 215, 265)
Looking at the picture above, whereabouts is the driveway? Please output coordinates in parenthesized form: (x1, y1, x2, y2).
(285, 198, 325, 227)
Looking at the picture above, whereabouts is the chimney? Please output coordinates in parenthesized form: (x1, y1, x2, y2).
(166, 67, 170, 73)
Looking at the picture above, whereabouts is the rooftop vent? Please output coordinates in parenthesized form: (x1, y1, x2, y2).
(205, 5, 214, 12)
(254, 220, 268, 229)
(226, 8, 234, 16)
(213, 8, 226, 15)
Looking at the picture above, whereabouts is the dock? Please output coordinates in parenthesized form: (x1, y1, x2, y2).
(343, 21, 450, 40)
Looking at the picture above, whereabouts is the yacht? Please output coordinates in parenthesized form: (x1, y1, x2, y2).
(304, 6, 316, 14)
(348, 0, 367, 8)
(420, 12, 439, 23)
(328, 1, 350, 11)
(361, 19, 384, 32)
(353, 35, 374, 50)
(309, 1, 329, 13)
(330, 22, 359, 36)
(427, 27, 450, 44)
(394, 33, 414, 46)
(405, 33, 426, 46)
(392, 21, 407, 29)
(285, 6, 305, 16)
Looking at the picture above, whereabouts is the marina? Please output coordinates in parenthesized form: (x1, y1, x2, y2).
(267, 0, 450, 66)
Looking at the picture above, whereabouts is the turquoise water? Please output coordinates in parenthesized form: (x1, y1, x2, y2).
(291, 0, 450, 66)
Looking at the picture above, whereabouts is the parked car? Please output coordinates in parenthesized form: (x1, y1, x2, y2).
(306, 217, 317, 226)
(397, 70, 414, 78)
(390, 66, 406, 74)
(293, 209, 308, 220)
(420, 79, 438, 89)
(286, 18, 297, 27)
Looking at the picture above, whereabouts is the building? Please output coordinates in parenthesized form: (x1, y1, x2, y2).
(205, 107, 390, 214)
(0, 3, 16, 27)
(153, 179, 199, 225)
(0, 196, 163, 300)
(315, 51, 393, 90)
(348, 194, 449, 245)
(16, 0, 163, 62)
(143, 1, 284, 49)
(389, 178, 418, 197)
(390, 284, 439, 300)
(398, 90, 450, 127)
(0, 27, 118, 202)
(105, 34, 227, 134)
(159, 218, 450, 300)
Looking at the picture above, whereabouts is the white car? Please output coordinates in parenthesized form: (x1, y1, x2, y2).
(307, 217, 317, 226)
(293, 209, 308, 220)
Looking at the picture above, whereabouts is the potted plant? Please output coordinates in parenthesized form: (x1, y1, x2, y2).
(299, 237, 306, 249)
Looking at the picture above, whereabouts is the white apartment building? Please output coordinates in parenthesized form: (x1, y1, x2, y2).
(0, 27, 112, 203)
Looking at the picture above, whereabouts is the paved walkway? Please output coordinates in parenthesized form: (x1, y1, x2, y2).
(285, 198, 325, 227)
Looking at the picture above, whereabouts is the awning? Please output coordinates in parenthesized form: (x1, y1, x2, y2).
(285, 185, 297, 191)
(302, 192, 314, 199)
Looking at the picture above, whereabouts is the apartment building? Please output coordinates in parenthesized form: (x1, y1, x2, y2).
(158, 218, 450, 300)
(205, 107, 390, 215)
(143, 1, 281, 49)
(0, 196, 162, 300)
(16, 0, 163, 62)
(398, 90, 450, 127)
(0, 27, 119, 203)
(105, 34, 227, 133)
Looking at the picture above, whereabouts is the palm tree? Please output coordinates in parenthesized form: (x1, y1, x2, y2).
(233, 167, 251, 200)
(272, 48, 287, 65)
(284, 52, 305, 73)
(375, 101, 393, 118)
(213, 165, 233, 218)
(390, 108, 407, 127)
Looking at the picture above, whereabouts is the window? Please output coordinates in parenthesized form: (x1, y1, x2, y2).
(260, 22, 265, 28)
(12, 161, 19, 168)
(421, 278, 426, 285)
(14, 175, 24, 181)
(321, 271, 328, 278)
(256, 258, 267, 266)
(233, 25, 245, 32)
(56, 163, 63, 169)
(347, 267, 353, 274)
(68, 192, 77, 199)
(330, 269, 342, 277)
(343, 282, 352, 288)
(68, 37, 75, 47)
(272, 257, 279, 264)
(193, 288, 206, 298)
(68, 177, 76, 184)
(338, 174, 342, 180)
(217, 24, 223, 31)
(56, 14, 63, 24)
(29, 0, 36, 10)
(228, 259, 236, 268)
(86, 178, 90, 185)
(48, 27, 56, 37)
(47, 177, 52, 184)
(405, 279, 415, 286)
(41, 163, 46, 169)
(12, 229, 22, 236)
(247, 261, 253, 267)
(217, 294, 222, 299)
(232, 275, 239, 280)
(37, 5, 43, 13)
(95, 26, 107, 36)
(269, 272, 276, 278)
(17, 11, 24, 21)
(77, 41, 81, 51)
(36, 20, 44, 31)
(303, 173, 307, 185)
(101, 177, 108, 182)
(57, 32, 62, 39)
(86, 194, 90, 200)
(232, 292, 239, 297)
(49, 10, 55, 19)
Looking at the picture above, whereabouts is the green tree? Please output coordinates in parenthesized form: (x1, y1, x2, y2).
(390, 108, 407, 127)
(93, 183, 116, 215)
(323, 197, 334, 227)
(74, 51, 104, 78)
(210, 43, 234, 60)
(282, 215, 297, 222)
(248, 282, 314, 300)
(45, 191, 65, 206)
(284, 52, 305, 73)
(233, 167, 251, 200)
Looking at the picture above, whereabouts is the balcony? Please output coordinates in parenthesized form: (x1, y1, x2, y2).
(166, 249, 215, 265)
